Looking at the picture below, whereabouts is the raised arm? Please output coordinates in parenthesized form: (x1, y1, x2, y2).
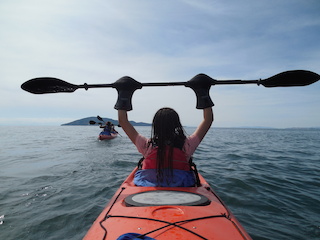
(118, 110, 139, 144)
(193, 107, 213, 142)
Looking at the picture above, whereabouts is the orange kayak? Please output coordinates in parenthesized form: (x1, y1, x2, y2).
(83, 167, 252, 240)
(98, 132, 118, 140)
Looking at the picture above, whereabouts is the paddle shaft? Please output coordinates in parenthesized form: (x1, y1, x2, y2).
(81, 80, 259, 89)
(136, 79, 259, 86)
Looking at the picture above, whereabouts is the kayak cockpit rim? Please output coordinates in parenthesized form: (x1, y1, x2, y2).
(124, 190, 211, 207)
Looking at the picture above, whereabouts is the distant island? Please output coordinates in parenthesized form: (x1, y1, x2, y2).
(61, 118, 320, 129)
(61, 117, 151, 126)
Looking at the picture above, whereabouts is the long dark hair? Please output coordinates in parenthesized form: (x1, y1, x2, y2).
(150, 108, 186, 184)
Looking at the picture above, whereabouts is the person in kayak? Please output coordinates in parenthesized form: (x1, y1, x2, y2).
(100, 121, 112, 135)
(118, 107, 212, 187)
(114, 75, 214, 187)
(100, 121, 119, 135)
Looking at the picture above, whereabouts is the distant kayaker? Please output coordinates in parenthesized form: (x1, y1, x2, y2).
(100, 121, 113, 135)
(114, 75, 214, 187)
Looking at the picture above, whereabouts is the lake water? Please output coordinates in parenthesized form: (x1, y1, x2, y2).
(0, 126, 319, 240)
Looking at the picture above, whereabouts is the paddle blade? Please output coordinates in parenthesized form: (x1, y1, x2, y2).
(261, 70, 320, 87)
(97, 116, 104, 122)
(21, 78, 78, 94)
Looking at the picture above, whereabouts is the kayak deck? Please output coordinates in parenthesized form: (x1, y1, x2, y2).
(83, 168, 252, 240)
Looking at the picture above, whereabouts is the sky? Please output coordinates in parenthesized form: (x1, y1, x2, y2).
(1, 0, 319, 128)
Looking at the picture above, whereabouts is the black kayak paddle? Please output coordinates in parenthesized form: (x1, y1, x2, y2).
(97, 116, 121, 128)
(21, 70, 319, 94)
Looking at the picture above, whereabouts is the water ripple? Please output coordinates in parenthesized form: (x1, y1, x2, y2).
(1, 126, 319, 240)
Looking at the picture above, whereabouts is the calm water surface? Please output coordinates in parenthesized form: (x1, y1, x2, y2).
(0, 126, 319, 240)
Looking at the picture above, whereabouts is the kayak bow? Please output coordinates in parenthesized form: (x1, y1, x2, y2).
(83, 167, 252, 240)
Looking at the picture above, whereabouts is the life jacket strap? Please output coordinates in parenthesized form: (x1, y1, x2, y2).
(189, 157, 201, 187)
(137, 157, 144, 170)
